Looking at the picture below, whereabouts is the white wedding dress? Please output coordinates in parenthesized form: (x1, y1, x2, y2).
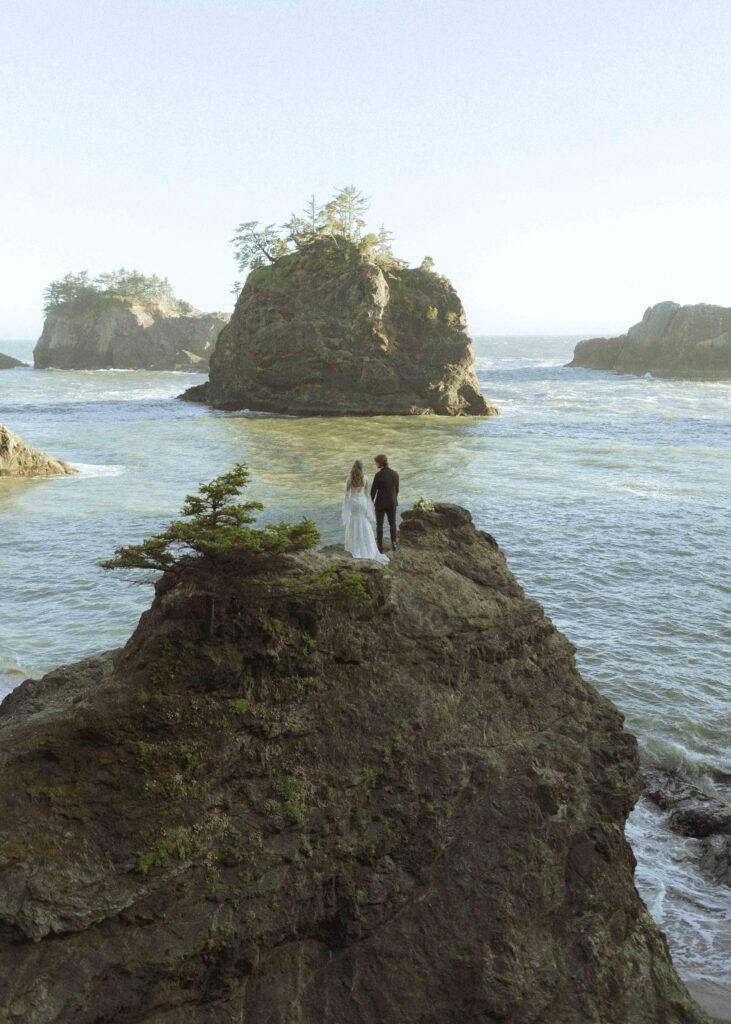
(342, 476, 389, 564)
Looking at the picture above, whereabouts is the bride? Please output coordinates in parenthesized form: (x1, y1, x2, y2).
(342, 460, 389, 564)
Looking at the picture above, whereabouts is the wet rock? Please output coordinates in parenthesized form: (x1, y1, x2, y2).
(698, 834, 731, 887)
(671, 805, 731, 839)
(0, 423, 76, 478)
(645, 767, 731, 839)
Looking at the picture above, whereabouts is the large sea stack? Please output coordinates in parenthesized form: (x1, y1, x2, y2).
(569, 301, 731, 379)
(35, 296, 229, 372)
(184, 238, 496, 415)
(0, 504, 707, 1023)
(0, 423, 76, 478)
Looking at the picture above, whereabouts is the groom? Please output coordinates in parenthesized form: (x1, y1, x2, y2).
(371, 454, 399, 553)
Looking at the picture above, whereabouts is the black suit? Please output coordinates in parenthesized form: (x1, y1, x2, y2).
(370, 466, 399, 551)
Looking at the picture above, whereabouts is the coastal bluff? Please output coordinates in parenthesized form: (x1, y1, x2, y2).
(0, 503, 706, 1023)
(183, 238, 496, 415)
(0, 423, 75, 478)
(35, 296, 229, 372)
(569, 301, 731, 379)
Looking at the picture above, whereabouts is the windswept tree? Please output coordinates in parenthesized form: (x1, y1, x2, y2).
(43, 268, 193, 314)
(322, 186, 370, 242)
(101, 464, 318, 579)
(283, 194, 328, 246)
(101, 464, 320, 631)
(231, 187, 402, 279)
(43, 272, 96, 311)
(95, 269, 179, 308)
(375, 225, 400, 268)
(361, 225, 401, 270)
(304, 194, 323, 234)
(282, 213, 310, 246)
(231, 222, 290, 273)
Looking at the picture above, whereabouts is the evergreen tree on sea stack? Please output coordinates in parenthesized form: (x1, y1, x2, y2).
(101, 465, 319, 581)
(183, 186, 498, 418)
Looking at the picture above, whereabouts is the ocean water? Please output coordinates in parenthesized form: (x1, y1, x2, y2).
(1, 335, 729, 997)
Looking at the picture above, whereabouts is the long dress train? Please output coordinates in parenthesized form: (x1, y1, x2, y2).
(341, 476, 389, 564)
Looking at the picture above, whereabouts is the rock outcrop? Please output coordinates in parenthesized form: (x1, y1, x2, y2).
(183, 238, 496, 415)
(34, 297, 229, 371)
(0, 423, 76, 478)
(645, 767, 731, 888)
(0, 352, 25, 369)
(0, 503, 706, 1023)
(569, 301, 731, 379)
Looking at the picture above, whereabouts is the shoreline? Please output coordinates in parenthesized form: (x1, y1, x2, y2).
(686, 980, 731, 1023)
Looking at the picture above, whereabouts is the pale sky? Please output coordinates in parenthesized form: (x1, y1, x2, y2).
(2, 0, 730, 338)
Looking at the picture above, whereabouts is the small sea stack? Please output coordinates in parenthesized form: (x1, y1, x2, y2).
(568, 301, 731, 379)
(0, 423, 76, 478)
(0, 352, 26, 369)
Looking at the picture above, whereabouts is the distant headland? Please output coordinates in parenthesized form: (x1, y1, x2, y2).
(569, 301, 731, 379)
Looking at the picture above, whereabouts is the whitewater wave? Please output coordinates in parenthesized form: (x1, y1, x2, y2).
(69, 463, 126, 478)
(628, 799, 731, 986)
(222, 408, 297, 420)
(607, 479, 698, 501)
(641, 735, 726, 777)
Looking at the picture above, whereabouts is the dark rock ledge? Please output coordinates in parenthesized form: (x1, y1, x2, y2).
(645, 767, 731, 887)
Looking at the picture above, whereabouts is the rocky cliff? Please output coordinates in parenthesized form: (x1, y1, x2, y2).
(34, 297, 229, 371)
(569, 301, 731, 379)
(0, 503, 706, 1023)
(0, 423, 76, 477)
(183, 238, 496, 415)
(0, 352, 26, 369)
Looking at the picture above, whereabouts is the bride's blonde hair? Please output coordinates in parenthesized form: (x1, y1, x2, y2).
(348, 460, 365, 488)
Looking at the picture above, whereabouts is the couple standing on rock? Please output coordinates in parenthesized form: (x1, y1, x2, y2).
(341, 454, 399, 564)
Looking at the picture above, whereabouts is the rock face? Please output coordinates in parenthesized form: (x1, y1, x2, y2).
(34, 297, 229, 371)
(0, 423, 76, 478)
(184, 238, 496, 415)
(0, 505, 706, 1023)
(0, 352, 25, 369)
(569, 301, 731, 379)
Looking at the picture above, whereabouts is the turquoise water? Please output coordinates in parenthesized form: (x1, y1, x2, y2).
(1, 335, 729, 992)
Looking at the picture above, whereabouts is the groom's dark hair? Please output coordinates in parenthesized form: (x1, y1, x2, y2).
(374, 454, 388, 468)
